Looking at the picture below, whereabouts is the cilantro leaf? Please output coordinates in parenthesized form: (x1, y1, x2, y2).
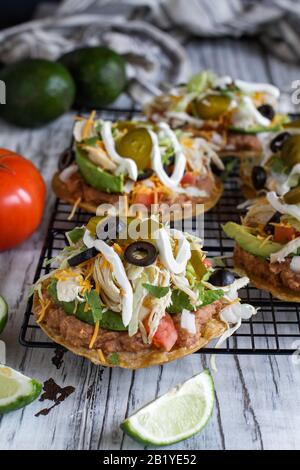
(108, 352, 119, 365)
(85, 290, 103, 323)
(167, 290, 194, 314)
(143, 283, 170, 299)
(220, 158, 238, 182)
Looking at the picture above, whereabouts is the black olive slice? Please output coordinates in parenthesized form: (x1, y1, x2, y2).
(163, 155, 175, 176)
(270, 132, 291, 153)
(209, 269, 235, 287)
(124, 241, 158, 267)
(264, 211, 281, 235)
(251, 166, 267, 190)
(257, 104, 275, 121)
(68, 247, 98, 267)
(137, 168, 154, 181)
(96, 216, 126, 241)
(58, 147, 75, 171)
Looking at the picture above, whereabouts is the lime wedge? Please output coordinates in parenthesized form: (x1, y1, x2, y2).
(121, 369, 215, 446)
(0, 365, 42, 414)
(0, 296, 8, 334)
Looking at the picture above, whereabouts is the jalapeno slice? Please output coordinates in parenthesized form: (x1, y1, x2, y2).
(281, 135, 300, 168)
(283, 187, 300, 204)
(194, 94, 231, 120)
(116, 127, 152, 170)
(96, 216, 126, 241)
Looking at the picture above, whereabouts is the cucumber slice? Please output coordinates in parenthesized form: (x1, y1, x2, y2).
(0, 365, 42, 414)
(0, 296, 8, 334)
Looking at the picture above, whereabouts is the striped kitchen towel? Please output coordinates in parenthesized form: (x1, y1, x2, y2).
(57, 0, 300, 63)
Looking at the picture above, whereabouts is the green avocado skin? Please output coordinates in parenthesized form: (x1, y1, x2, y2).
(0, 379, 42, 414)
(59, 46, 127, 107)
(47, 280, 127, 331)
(0, 59, 75, 128)
(223, 222, 282, 258)
(76, 147, 123, 193)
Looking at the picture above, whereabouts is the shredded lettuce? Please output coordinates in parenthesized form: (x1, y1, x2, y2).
(187, 71, 215, 94)
(282, 215, 300, 231)
(65, 227, 85, 245)
(198, 285, 224, 307)
(128, 273, 148, 337)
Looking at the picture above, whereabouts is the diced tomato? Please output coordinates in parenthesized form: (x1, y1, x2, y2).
(181, 172, 199, 187)
(273, 225, 297, 244)
(203, 258, 212, 268)
(133, 192, 155, 207)
(144, 313, 178, 352)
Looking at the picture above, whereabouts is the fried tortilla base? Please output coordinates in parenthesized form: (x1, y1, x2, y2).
(33, 289, 227, 369)
(233, 248, 300, 303)
(52, 172, 223, 219)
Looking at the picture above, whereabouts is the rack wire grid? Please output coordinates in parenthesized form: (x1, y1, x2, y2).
(20, 107, 300, 355)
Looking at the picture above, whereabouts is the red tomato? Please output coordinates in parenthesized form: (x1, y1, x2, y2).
(203, 258, 212, 268)
(181, 172, 198, 187)
(133, 191, 154, 207)
(144, 313, 178, 352)
(273, 225, 297, 244)
(0, 149, 46, 251)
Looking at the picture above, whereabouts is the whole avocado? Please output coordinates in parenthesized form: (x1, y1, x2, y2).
(59, 46, 127, 107)
(0, 59, 75, 128)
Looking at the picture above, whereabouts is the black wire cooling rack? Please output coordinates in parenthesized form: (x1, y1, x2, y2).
(20, 108, 300, 355)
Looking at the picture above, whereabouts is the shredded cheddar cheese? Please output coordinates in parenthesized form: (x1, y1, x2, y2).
(89, 321, 100, 349)
(37, 298, 51, 323)
(82, 110, 96, 140)
(113, 243, 123, 255)
(68, 197, 82, 221)
(97, 348, 106, 363)
(259, 235, 272, 248)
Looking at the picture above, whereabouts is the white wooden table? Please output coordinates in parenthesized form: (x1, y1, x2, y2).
(1, 38, 300, 450)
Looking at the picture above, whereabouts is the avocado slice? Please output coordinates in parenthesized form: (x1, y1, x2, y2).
(223, 222, 282, 258)
(48, 280, 127, 331)
(229, 123, 282, 134)
(75, 147, 123, 193)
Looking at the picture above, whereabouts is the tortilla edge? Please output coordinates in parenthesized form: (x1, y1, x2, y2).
(52, 172, 223, 219)
(33, 289, 227, 369)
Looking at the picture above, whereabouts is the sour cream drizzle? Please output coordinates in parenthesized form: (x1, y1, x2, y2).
(234, 79, 280, 99)
(94, 239, 133, 326)
(149, 123, 186, 189)
(101, 121, 138, 181)
(240, 96, 271, 127)
(83, 229, 96, 249)
(155, 228, 191, 274)
(270, 237, 300, 263)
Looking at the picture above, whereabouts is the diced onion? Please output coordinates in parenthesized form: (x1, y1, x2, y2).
(180, 309, 196, 334)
